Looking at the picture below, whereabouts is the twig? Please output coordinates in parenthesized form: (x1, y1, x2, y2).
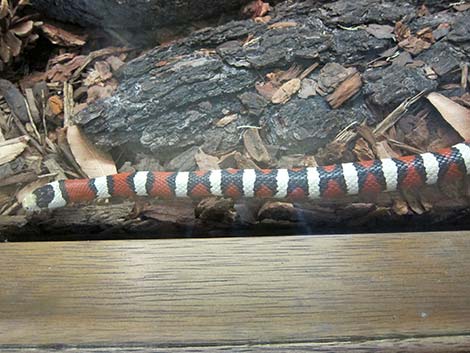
(40, 89, 49, 147)
(334, 120, 360, 143)
(299, 62, 319, 80)
(373, 90, 427, 137)
(387, 139, 424, 154)
(12, 115, 44, 155)
(63, 81, 74, 126)
(24, 96, 42, 143)
(1, 201, 20, 216)
(0, 135, 29, 147)
(461, 63, 468, 90)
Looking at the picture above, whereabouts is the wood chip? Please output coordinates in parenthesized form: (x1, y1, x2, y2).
(243, 0, 271, 18)
(44, 158, 67, 180)
(255, 81, 277, 100)
(48, 95, 64, 115)
(66, 125, 117, 178)
(0, 0, 8, 19)
(242, 128, 271, 164)
(271, 78, 301, 104)
(219, 151, 260, 169)
(394, 21, 411, 42)
(398, 36, 431, 55)
(0, 135, 29, 166)
(215, 113, 239, 127)
(454, 3, 470, 11)
(365, 24, 394, 39)
(258, 201, 296, 221)
(39, 23, 87, 47)
(298, 78, 317, 99)
(376, 140, 399, 159)
(353, 138, 375, 161)
(195, 149, 219, 170)
(326, 72, 362, 109)
(24, 88, 41, 123)
(268, 21, 297, 30)
(426, 92, 470, 141)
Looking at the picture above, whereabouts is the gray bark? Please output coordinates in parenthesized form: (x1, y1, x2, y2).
(73, 0, 464, 163)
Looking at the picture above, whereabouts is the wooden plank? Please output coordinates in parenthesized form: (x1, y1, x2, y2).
(3, 335, 470, 352)
(1, 231, 470, 347)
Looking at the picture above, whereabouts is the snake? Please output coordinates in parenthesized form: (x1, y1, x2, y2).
(22, 141, 470, 212)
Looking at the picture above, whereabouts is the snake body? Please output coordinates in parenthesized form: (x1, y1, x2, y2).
(22, 142, 470, 212)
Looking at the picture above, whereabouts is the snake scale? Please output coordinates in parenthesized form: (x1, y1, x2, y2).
(22, 141, 470, 212)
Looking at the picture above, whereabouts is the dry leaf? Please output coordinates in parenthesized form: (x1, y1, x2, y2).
(426, 92, 470, 141)
(10, 20, 33, 37)
(66, 125, 117, 178)
(271, 78, 301, 104)
(195, 149, 219, 170)
(0, 135, 29, 165)
(5, 31, 21, 56)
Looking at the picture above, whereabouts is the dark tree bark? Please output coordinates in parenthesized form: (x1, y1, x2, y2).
(73, 0, 464, 163)
(30, 0, 252, 43)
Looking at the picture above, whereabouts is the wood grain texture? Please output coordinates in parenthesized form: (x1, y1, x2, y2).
(1, 232, 470, 347)
(3, 335, 470, 353)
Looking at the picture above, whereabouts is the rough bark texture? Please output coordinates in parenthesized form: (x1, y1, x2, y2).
(74, 0, 468, 163)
